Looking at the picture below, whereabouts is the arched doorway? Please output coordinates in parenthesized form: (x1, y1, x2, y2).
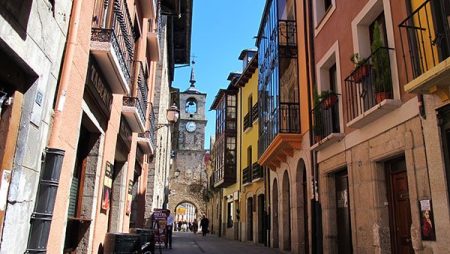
(282, 171, 291, 251)
(272, 179, 279, 248)
(296, 159, 308, 253)
(174, 202, 198, 232)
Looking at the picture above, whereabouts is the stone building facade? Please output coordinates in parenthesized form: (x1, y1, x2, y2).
(168, 73, 207, 217)
(311, 0, 450, 253)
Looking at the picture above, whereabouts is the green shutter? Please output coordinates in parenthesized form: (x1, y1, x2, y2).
(68, 177, 79, 217)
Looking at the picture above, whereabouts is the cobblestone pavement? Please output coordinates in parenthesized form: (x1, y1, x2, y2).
(154, 231, 284, 254)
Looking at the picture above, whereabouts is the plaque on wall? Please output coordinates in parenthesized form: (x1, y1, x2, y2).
(419, 199, 436, 241)
(127, 179, 133, 215)
(101, 162, 113, 211)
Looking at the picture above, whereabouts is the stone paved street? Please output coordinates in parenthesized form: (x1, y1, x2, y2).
(155, 232, 283, 254)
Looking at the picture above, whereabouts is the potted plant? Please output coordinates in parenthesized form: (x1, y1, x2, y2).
(350, 53, 370, 83)
(319, 90, 338, 110)
(312, 88, 324, 143)
(371, 21, 392, 103)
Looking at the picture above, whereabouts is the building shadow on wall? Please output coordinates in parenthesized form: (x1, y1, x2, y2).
(0, 0, 34, 40)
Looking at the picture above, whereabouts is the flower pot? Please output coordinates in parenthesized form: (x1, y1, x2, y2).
(323, 94, 338, 109)
(352, 64, 370, 83)
(375, 92, 391, 104)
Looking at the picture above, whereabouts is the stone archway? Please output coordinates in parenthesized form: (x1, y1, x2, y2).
(168, 195, 205, 220)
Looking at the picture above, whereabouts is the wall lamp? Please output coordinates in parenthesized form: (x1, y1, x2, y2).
(156, 103, 180, 130)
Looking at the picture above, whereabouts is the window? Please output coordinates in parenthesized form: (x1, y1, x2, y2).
(369, 13, 387, 51)
(227, 201, 234, 227)
(329, 64, 340, 133)
(185, 98, 197, 114)
(314, 0, 335, 28)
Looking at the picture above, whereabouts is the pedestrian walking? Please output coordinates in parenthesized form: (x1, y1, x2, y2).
(166, 210, 174, 249)
(192, 219, 198, 234)
(200, 215, 209, 237)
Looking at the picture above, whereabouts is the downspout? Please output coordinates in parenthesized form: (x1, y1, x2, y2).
(304, 0, 322, 253)
(48, 0, 83, 148)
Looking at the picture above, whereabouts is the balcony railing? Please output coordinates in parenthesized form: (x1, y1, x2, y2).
(243, 166, 251, 184)
(137, 63, 148, 119)
(399, 0, 450, 81)
(244, 113, 252, 130)
(280, 102, 300, 133)
(252, 104, 258, 122)
(91, 0, 135, 86)
(344, 47, 394, 122)
(123, 96, 146, 127)
(252, 163, 263, 180)
(311, 93, 340, 143)
(148, 104, 156, 148)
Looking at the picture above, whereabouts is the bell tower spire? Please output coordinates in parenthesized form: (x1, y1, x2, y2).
(189, 60, 196, 87)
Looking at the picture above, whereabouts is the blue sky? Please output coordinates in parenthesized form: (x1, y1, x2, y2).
(172, 0, 266, 149)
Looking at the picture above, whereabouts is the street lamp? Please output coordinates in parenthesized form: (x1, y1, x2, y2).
(166, 103, 180, 124)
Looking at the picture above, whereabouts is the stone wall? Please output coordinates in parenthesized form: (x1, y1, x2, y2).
(318, 116, 429, 253)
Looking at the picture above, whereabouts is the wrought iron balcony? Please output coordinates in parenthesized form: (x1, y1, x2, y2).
(90, 0, 135, 94)
(252, 163, 263, 180)
(148, 104, 156, 149)
(399, 0, 450, 97)
(344, 47, 395, 124)
(311, 93, 344, 148)
(242, 166, 252, 185)
(122, 96, 146, 133)
(243, 112, 252, 130)
(280, 102, 300, 133)
(137, 63, 149, 121)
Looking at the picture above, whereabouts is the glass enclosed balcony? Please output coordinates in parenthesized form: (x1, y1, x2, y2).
(212, 90, 237, 188)
(90, 0, 135, 94)
(257, 0, 301, 169)
(399, 0, 450, 100)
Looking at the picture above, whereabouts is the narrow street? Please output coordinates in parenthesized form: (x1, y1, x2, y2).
(157, 232, 283, 254)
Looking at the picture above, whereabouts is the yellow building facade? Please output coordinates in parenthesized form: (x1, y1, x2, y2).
(235, 50, 267, 244)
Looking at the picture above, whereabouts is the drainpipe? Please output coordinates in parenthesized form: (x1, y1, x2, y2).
(304, 0, 323, 253)
(48, 0, 83, 148)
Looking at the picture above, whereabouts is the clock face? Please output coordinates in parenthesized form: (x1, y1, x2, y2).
(186, 121, 197, 132)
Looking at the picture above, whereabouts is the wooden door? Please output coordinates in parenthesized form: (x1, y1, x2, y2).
(387, 158, 413, 254)
(247, 197, 253, 241)
(335, 170, 352, 254)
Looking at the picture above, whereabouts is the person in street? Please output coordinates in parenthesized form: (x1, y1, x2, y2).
(192, 219, 198, 234)
(200, 215, 209, 237)
(177, 221, 182, 232)
(166, 210, 175, 249)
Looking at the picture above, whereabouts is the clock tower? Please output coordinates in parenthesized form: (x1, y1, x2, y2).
(177, 62, 207, 151)
(168, 62, 207, 215)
